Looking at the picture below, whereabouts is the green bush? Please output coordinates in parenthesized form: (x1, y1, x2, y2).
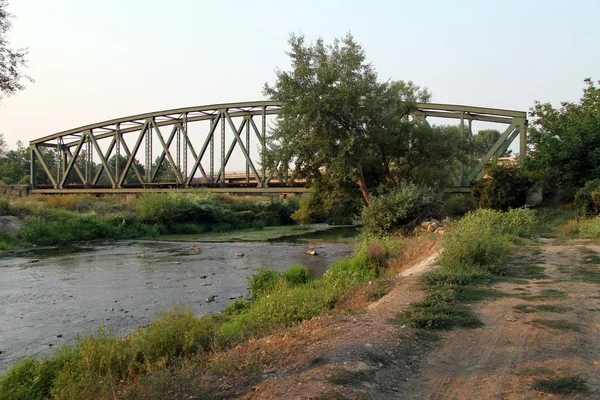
(0, 356, 64, 400)
(439, 208, 535, 272)
(0, 198, 9, 216)
(442, 194, 474, 217)
(282, 265, 311, 286)
(472, 163, 535, 210)
(575, 179, 600, 216)
(0, 230, 17, 250)
(248, 269, 281, 299)
(361, 182, 442, 236)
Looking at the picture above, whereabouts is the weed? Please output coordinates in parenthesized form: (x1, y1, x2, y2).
(327, 370, 372, 386)
(531, 319, 582, 332)
(312, 391, 350, 400)
(395, 299, 482, 330)
(514, 304, 535, 313)
(535, 304, 572, 313)
(513, 304, 571, 313)
(365, 351, 391, 367)
(558, 265, 600, 284)
(532, 375, 589, 394)
(504, 263, 549, 280)
(522, 289, 568, 301)
(282, 265, 311, 286)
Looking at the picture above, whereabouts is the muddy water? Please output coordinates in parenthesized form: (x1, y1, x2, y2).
(0, 240, 353, 371)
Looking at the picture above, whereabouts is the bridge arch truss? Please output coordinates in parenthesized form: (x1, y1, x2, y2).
(29, 101, 527, 194)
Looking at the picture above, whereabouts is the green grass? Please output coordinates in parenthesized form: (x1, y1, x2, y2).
(558, 265, 600, 284)
(513, 304, 572, 314)
(520, 289, 568, 301)
(503, 263, 549, 281)
(312, 391, 350, 400)
(397, 208, 536, 330)
(326, 370, 373, 386)
(394, 299, 483, 330)
(532, 376, 589, 394)
(531, 319, 582, 332)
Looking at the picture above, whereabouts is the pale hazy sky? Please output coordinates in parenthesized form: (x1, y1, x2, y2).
(1, 0, 599, 149)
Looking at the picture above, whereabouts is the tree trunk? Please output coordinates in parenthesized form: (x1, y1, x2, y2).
(356, 165, 372, 207)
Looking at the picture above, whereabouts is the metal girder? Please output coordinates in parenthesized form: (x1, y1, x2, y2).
(29, 101, 528, 192)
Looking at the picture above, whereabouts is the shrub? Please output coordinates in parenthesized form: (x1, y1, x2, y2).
(282, 265, 311, 286)
(0, 197, 9, 215)
(472, 163, 535, 210)
(248, 269, 281, 299)
(361, 182, 443, 237)
(442, 194, 474, 217)
(0, 357, 64, 400)
(364, 243, 389, 272)
(291, 195, 313, 225)
(222, 300, 251, 316)
(575, 179, 600, 216)
(0, 230, 17, 250)
(439, 208, 535, 272)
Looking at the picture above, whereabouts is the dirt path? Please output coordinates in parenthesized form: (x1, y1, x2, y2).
(401, 239, 600, 399)
(203, 239, 600, 399)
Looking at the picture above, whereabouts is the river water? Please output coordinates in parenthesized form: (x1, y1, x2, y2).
(0, 239, 354, 372)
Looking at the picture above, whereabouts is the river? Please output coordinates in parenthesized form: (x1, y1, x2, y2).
(0, 238, 355, 372)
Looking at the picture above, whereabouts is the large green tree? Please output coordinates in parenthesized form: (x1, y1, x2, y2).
(526, 78, 600, 192)
(472, 129, 512, 158)
(0, 2, 30, 101)
(264, 34, 449, 211)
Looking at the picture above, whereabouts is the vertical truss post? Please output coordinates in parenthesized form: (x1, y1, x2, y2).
(261, 106, 266, 187)
(115, 124, 121, 188)
(182, 114, 188, 185)
(176, 125, 181, 185)
(461, 112, 465, 183)
(145, 120, 152, 183)
(56, 138, 61, 189)
(210, 117, 215, 183)
(84, 137, 90, 185)
(30, 146, 36, 188)
(220, 111, 226, 188)
(246, 116, 250, 184)
(518, 118, 527, 157)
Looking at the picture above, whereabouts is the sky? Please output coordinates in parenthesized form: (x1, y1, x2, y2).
(0, 0, 599, 156)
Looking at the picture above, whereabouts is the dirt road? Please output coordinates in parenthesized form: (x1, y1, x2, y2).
(401, 239, 600, 399)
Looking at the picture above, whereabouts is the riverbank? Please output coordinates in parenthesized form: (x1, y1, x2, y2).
(0, 239, 354, 373)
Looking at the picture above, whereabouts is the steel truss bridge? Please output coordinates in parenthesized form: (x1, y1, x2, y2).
(29, 101, 527, 194)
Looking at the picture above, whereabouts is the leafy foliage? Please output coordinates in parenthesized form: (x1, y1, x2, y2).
(526, 78, 600, 193)
(472, 129, 512, 158)
(472, 163, 535, 210)
(263, 34, 459, 214)
(361, 181, 442, 236)
(574, 179, 600, 216)
(0, 3, 31, 101)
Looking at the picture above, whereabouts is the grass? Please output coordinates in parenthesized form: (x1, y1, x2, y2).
(530, 319, 582, 332)
(503, 263, 549, 281)
(312, 391, 350, 400)
(513, 304, 572, 314)
(397, 208, 537, 330)
(326, 370, 373, 386)
(519, 289, 568, 301)
(558, 265, 600, 284)
(532, 375, 589, 394)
